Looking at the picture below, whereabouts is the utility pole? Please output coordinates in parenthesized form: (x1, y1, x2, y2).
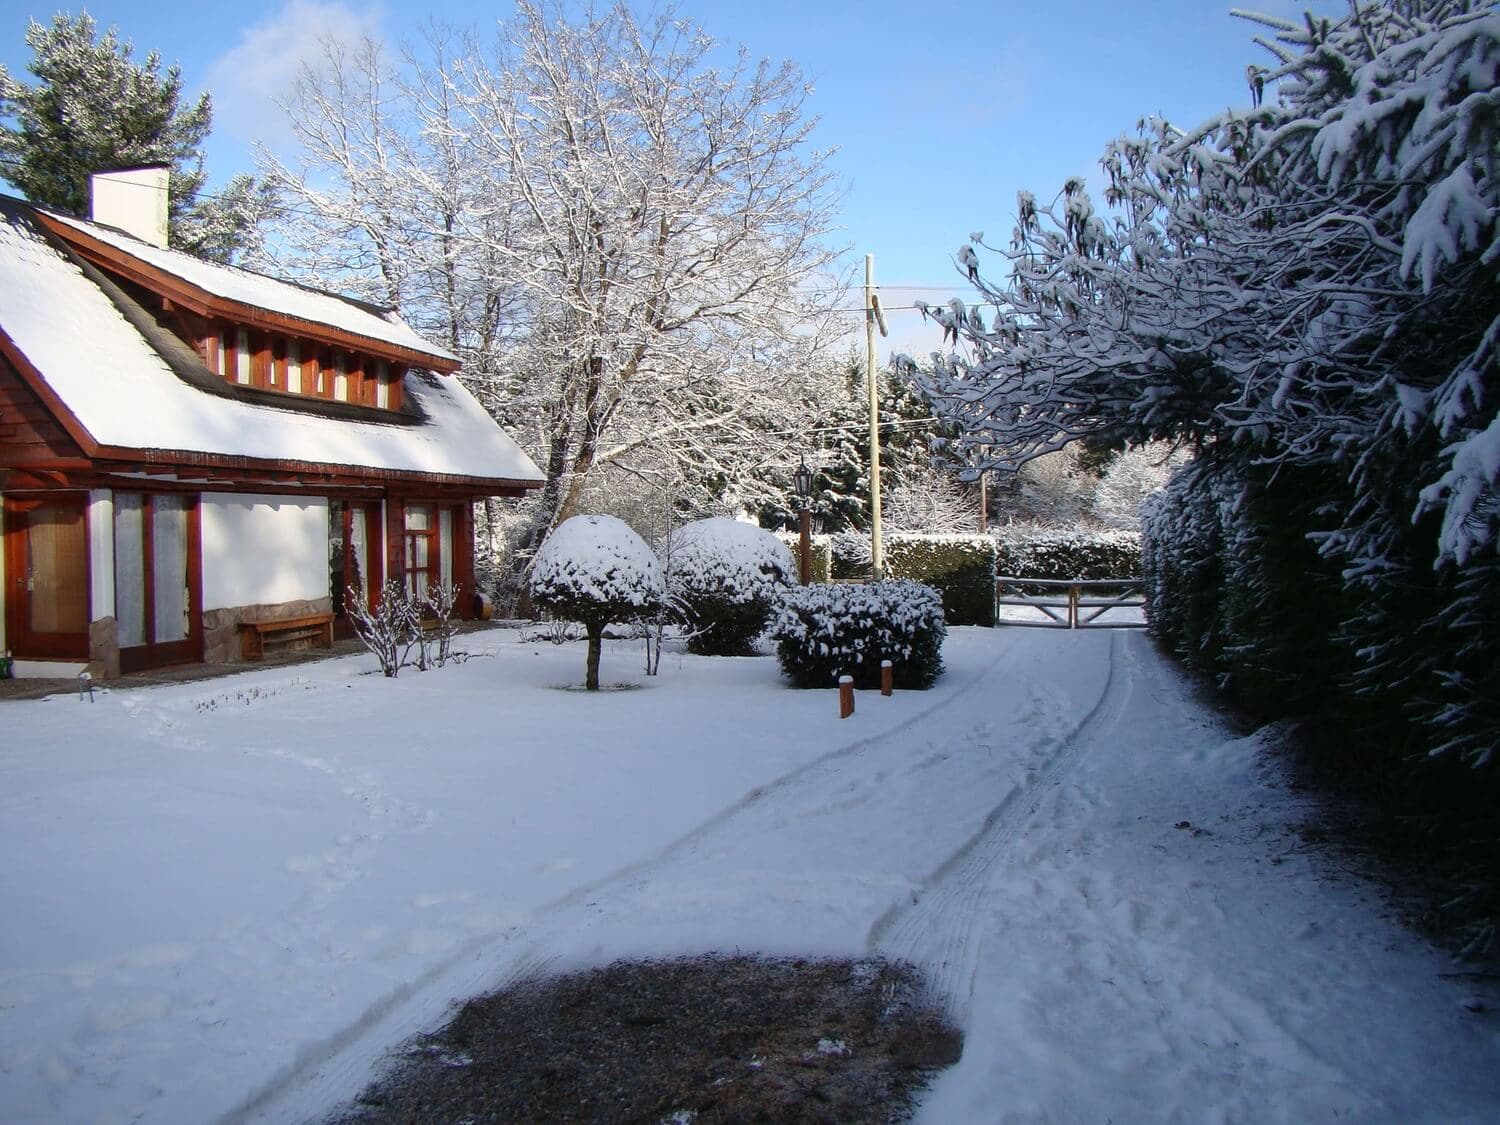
(866, 253, 887, 579)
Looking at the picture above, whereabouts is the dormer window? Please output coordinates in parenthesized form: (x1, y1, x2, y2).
(186, 318, 408, 415)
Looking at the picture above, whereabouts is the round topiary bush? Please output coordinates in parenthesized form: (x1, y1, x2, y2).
(662, 517, 794, 655)
(769, 580, 946, 690)
(531, 515, 663, 690)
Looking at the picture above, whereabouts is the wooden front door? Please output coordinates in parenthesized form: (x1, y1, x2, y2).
(3, 494, 91, 659)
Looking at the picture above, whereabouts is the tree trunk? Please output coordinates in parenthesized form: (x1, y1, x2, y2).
(585, 620, 604, 691)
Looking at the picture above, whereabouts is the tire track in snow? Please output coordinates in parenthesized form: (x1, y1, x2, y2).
(867, 630, 1131, 1021)
(229, 637, 1024, 1124)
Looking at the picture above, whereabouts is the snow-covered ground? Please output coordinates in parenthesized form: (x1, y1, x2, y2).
(1, 626, 1496, 1123)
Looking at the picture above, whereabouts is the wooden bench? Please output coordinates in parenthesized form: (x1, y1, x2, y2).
(238, 612, 335, 661)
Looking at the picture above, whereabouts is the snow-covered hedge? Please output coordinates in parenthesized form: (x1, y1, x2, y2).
(993, 527, 1140, 580)
(884, 534, 996, 626)
(663, 518, 794, 655)
(1141, 457, 1369, 725)
(531, 515, 663, 689)
(773, 532, 832, 583)
(770, 581, 946, 690)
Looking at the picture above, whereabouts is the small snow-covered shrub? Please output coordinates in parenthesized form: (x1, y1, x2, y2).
(885, 534, 997, 626)
(663, 518, 794, 655)
(348, 580, 462, 677)
(770, 581, 945, 690)
(531, 515, 663, 690)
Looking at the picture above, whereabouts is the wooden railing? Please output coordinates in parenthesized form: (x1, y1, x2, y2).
(994, 577, 1147, 630)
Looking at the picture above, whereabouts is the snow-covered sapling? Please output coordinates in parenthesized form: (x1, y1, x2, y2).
(661, 517, 794, 655)
(530, 515, 664, 690)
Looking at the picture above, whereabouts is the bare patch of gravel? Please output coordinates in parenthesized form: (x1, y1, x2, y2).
(329, 954, 962, 1124)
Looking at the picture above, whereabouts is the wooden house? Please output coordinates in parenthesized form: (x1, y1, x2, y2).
(0, 167, 543, 678)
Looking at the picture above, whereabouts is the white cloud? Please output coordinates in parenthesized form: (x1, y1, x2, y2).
(205, 1, 386, 154)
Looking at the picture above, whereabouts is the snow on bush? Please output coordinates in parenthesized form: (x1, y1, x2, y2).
(770, 581, 945, 690)
(531, 515, 663, 689)
(662, 517, 794, 655)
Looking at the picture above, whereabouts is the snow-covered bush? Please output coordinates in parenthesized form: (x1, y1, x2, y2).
(662, 518, 794, 655)
(884, 534, 997, 626)
(531, 515, 663, 690)
(770, 581, 946, 690)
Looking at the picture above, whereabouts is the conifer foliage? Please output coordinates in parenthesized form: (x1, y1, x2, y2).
(906, 1, 1499, 768)
(0, 12, 269, 261)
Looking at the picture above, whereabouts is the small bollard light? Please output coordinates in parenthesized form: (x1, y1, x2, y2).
(880, 660, 893, 697)
(839, 674, 854, 719)
(78, 670, 94, 703)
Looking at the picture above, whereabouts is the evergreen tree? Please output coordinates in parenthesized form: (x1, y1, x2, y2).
(907, 0, 1500, 767)
(0, 11, 270, 262)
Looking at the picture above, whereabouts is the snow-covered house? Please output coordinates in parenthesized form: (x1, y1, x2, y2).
(0, 167, 543, 679)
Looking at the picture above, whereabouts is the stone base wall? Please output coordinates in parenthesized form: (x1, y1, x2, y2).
(88, 616, 120, 680)
(203, 597, 334, 664)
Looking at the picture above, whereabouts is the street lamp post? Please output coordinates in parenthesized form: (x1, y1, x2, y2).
(793, 457, 813, 585)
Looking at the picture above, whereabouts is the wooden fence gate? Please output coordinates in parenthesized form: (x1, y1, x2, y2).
(994, 577, 1147, 629)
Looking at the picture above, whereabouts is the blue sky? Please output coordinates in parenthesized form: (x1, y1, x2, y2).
(0, 0, 1339, 352)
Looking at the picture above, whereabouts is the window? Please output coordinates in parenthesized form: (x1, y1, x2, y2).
(192, 324, 404, 411)
(402, 503, 436, 598)
(285, 338, 302, 394)
(234, 327, 251, 384)
(201, 330, 223, 376)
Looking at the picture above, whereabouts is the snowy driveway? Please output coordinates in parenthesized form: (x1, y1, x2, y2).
(1, 627, 1496, 1123)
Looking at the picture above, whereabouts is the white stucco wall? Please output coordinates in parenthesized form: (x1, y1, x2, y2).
(200, 494, 329, 610)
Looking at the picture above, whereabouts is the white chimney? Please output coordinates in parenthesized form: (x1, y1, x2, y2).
(89, 165, 170, 249)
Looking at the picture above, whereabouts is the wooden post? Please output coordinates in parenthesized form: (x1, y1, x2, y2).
(881, 660, 893, 696)
(839, 674, 854, 718)
(866, 253, 884, 581)
(799, 506, 811, 585)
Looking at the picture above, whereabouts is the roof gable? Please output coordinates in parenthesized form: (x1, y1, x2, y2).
(0, 197, 543, 492)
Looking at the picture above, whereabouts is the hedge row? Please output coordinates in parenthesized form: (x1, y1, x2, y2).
(775, 529, 1142, 626)
(992, 528, 1141, 580)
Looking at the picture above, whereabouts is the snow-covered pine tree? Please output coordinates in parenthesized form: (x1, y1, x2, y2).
(0, 12, 272, 262)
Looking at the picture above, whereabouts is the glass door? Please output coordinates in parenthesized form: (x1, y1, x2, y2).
(114, 492, 200, 672)
(3, 494, 90, 659)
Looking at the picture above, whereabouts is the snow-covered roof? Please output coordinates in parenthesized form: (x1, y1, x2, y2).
(41, 208, 457, 365)
(0, 198, 542, 488)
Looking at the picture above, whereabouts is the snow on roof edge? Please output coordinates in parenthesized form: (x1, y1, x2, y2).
(36, 203, 459, 366)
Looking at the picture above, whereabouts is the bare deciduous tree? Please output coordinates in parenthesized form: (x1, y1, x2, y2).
(261, 3, 848, 598)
